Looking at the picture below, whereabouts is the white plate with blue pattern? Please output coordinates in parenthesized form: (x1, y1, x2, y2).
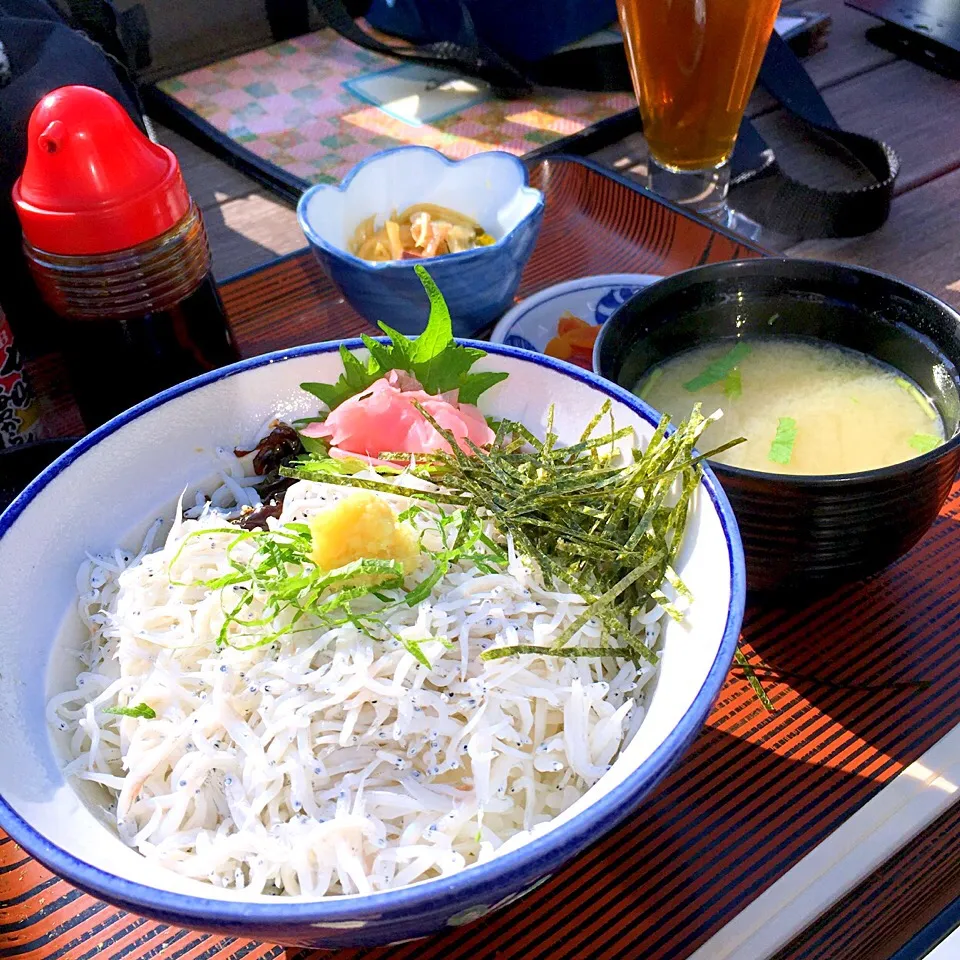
(490, 274, 662, 368)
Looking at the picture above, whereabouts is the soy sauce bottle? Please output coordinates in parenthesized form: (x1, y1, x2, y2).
(12, 85, 239, 429)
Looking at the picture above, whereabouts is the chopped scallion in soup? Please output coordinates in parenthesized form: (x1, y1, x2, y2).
(635, 337, 945, 475)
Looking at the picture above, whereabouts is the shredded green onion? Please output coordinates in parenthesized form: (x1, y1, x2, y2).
(908, 432, 940, 454)
(723, 368, 742, 400)
(683, 342, 752, 392)
(768, 417, 798, 466)
(896, 377, 937, 421)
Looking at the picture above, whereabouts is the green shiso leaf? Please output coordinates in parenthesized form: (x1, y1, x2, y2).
(908, 432, 941, 454)
(409, 265, 454, 366)
(299, 265, 506, 415)
(683, 342, 751, 392)
(768, 417, 797, 465)
(104, 703, 156, 719)
(456, 371, 510, 407)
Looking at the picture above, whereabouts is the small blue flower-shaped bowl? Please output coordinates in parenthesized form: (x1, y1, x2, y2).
(297, 147, 545, 337)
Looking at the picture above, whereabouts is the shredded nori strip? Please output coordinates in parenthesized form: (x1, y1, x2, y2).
(282, 402, 744, 667)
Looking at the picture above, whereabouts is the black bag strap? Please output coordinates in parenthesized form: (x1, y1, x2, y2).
(316, 0, 899, 241)
(62, 0, 151, 73)
(732, 30, 900, 240)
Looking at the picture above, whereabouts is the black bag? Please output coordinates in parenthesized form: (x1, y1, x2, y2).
(0, 0, 145, 356)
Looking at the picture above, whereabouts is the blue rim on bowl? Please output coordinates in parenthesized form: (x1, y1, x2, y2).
(0, 341, 744, 933)
(296, 146, 545, 271)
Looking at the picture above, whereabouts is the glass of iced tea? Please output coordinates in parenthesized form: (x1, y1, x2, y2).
(617, 0, 780, 222)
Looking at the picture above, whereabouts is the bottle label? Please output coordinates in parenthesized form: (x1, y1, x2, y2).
(0, 311, 41, 447)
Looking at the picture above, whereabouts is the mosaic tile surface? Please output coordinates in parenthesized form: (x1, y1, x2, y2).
(157, 28, 635, 185)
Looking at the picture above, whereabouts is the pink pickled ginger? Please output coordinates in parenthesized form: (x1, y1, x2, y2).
(301, 370, 494, 464)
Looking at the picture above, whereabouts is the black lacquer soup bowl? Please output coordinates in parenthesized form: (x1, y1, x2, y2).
(594, 259, 960, 594)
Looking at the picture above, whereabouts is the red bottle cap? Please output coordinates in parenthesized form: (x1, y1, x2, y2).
(12, 85, 191, 256)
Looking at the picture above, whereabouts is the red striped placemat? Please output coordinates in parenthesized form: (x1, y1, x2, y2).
(10, 158, 958, 960)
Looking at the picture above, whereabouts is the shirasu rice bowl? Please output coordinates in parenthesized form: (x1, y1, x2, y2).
(43, 284, 723, 902)
(0, 337, 744, 950)
(48, 454, 665, 898)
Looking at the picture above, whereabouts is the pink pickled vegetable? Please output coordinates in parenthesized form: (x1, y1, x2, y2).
(301, 370, 494, 464)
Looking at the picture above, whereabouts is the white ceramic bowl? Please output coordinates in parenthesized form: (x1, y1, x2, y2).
(0, 342, 744, 948)
(491, 274, 661, 368)
(298, 147, 544, 337)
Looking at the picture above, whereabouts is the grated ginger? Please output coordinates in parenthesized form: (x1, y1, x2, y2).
(307, 490, 420, 577)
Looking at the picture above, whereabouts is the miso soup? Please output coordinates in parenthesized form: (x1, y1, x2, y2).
(635, 337, 946, 475)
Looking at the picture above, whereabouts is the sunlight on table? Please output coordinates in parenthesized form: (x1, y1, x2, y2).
(902, 759, 959, 795)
